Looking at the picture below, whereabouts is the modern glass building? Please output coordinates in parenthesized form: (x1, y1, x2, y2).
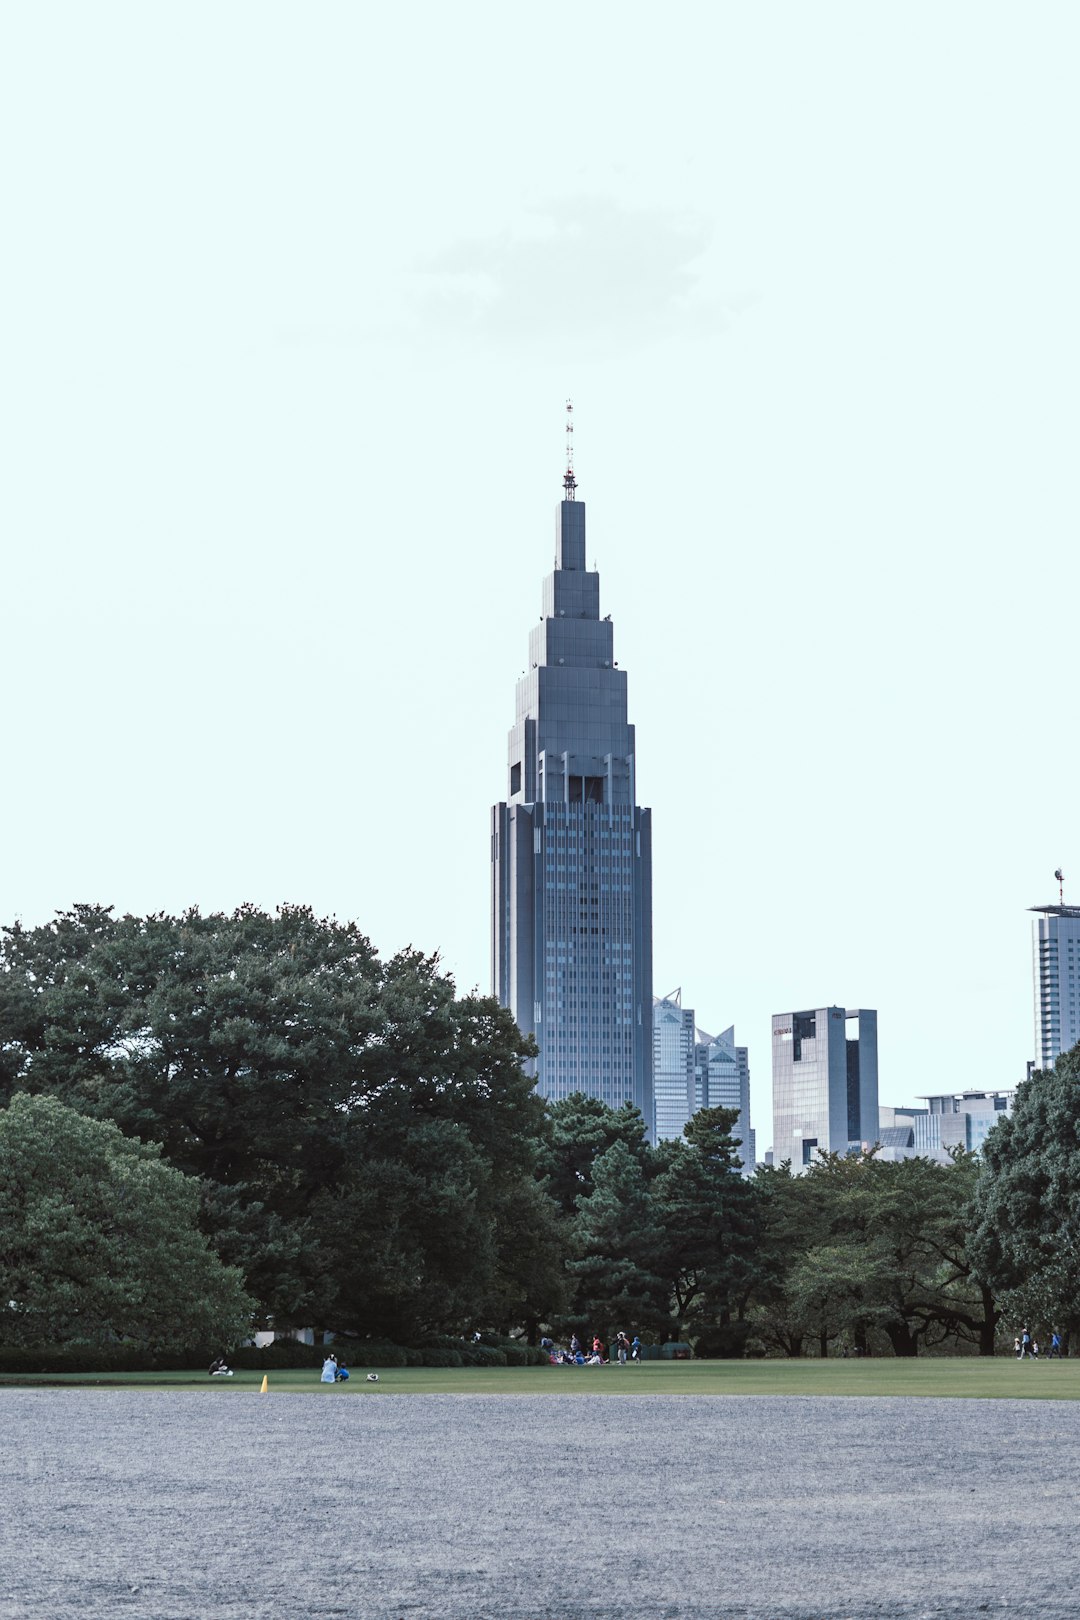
(771, 1006, 878, 1171)
(696, 1024, 755, 1175)
(1030, 903, 1080, 1071)
(876, 1091, 1014, 1161)
(491, 470, 654, 1125)
(653, 990, 696, 1142)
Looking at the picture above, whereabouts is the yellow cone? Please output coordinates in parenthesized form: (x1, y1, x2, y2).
(260, 1374, 269, 1394)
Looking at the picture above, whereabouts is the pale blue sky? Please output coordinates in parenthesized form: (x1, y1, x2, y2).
(4, 2, 1078, 1146)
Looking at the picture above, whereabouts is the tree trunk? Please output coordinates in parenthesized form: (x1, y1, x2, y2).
(818, 1329, 829, 1360)
(978, 1285, 998, 1356)
(885, 1323, 919, 1357)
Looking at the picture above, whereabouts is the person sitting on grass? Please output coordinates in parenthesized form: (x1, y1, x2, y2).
(320, 1355, 338, 1383)
(208, 1357, 233, 1377)
(334, 1362, 350, 1382)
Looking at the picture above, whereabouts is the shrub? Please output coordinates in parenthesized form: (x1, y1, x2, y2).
(502, 1345, 529, 1367)
(419, 1348, 463, 1368)
(353, 1344, 409, 1368)
(229, 1343, 326, 1370)
(0, 1344, 213, 1374)
(459, 1345, 506, 1367)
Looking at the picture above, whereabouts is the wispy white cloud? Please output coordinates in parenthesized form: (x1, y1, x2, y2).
(407, 196, 751, 350)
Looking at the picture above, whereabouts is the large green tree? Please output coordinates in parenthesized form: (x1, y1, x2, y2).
(971, 1045, 1080, 1343)
(0, 1093, 253, 1349)
(538, 1092, 651, 1216)
(0, 906, 567, 1337)
(757, 1151, 998, 1357)
(563, 1139, 670, 1338)
(652, 1108, 763, 1353)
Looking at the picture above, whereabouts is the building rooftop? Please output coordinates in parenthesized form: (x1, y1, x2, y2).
(1029, 904, 1080, 918)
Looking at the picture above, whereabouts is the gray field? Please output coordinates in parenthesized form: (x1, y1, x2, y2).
(1, 1390, 1074, 1619)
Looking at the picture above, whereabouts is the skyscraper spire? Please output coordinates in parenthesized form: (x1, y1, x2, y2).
(563, 398, 577, 499)
(491, 449, 654, 1131)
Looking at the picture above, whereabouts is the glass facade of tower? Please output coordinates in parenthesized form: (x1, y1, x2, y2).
(491, 496, 654, 1125)
(696, 1024, 755, 1175)
(1031, 906, 1080, 1070)
(653, 991, 695, 1142)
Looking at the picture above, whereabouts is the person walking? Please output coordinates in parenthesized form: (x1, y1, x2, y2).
(631, 1336, 642, 1363)
(1049, 1331, 1063, 1359)
(615, 1331, 630, 1366)
(1019, 1327, 1033, 1360)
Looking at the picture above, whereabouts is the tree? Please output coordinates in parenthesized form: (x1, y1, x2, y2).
(0, 905, 566, 1335)
(764, 1152, 998, 1358)
(748, 1164, 826, 1357)
(0, 1093, 252, 1349)
(971, 1045, 1080, 1344)
(564, 1140, 670, 1338)
(538, 1093, 651, 1216)
(652, 1108, 763, 1353)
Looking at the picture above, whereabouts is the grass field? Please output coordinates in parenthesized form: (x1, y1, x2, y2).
(2, 1357, 1078, 1399)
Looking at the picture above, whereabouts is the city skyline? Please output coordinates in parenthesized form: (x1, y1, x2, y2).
(4, 5, 1079, 1154)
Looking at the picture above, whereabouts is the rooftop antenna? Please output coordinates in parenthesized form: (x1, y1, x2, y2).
(1056, 867, 1064, 905)
(563, 399, 577, 499)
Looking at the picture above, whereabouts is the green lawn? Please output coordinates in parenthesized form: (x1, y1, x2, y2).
(2, 1358, 1078, 1400)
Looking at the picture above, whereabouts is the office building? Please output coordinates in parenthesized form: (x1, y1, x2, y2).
(491, 444, 654, 1124)
(696, 1025, 755, 1174)
(653, 990, 696, 1142)
(1031, 902, 1080, 1071)
(772, 1007, 878, 1170)
(876, 1091, 1014, 1162)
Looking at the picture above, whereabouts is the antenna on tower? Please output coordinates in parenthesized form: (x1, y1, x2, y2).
(1056, 867, 1064, 905)
(563, 399, 577, 499)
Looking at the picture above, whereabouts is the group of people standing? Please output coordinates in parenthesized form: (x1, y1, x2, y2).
(1014, 1327, 1062, 1360)
(541, 1332, 642, 1366)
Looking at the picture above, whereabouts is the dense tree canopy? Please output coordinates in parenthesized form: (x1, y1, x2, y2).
(3, 904, 1061, 1358)
(0, 1093, 252, 1349)
(971, 1045, 1080, 1339)
(750, 1150, 998, 1356)
(0, 905, 561, 1338)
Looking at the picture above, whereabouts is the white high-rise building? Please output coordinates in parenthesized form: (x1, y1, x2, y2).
(696, 1026, 755, 1175)
(653, 989, 695, 1141)
(772, 1007, 878, 1172)
(1031, 902, 1080, 1071)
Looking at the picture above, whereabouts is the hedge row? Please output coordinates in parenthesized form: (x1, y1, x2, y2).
(0, 1345, 213, 1374)
(0, 1339, 552, 1374)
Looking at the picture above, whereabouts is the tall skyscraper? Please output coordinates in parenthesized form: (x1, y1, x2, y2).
(1031, 900, 1080, 1071)
(653, 990, 695, 1141)
(696, 1025, 755, 1175)
(771, 1006, 878, 1170)
(491, 431, 654, 1124)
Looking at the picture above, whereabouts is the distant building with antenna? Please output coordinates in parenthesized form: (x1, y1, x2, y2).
(1031, 871, 1080, 1070)
(491, 406, 654, 1128)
